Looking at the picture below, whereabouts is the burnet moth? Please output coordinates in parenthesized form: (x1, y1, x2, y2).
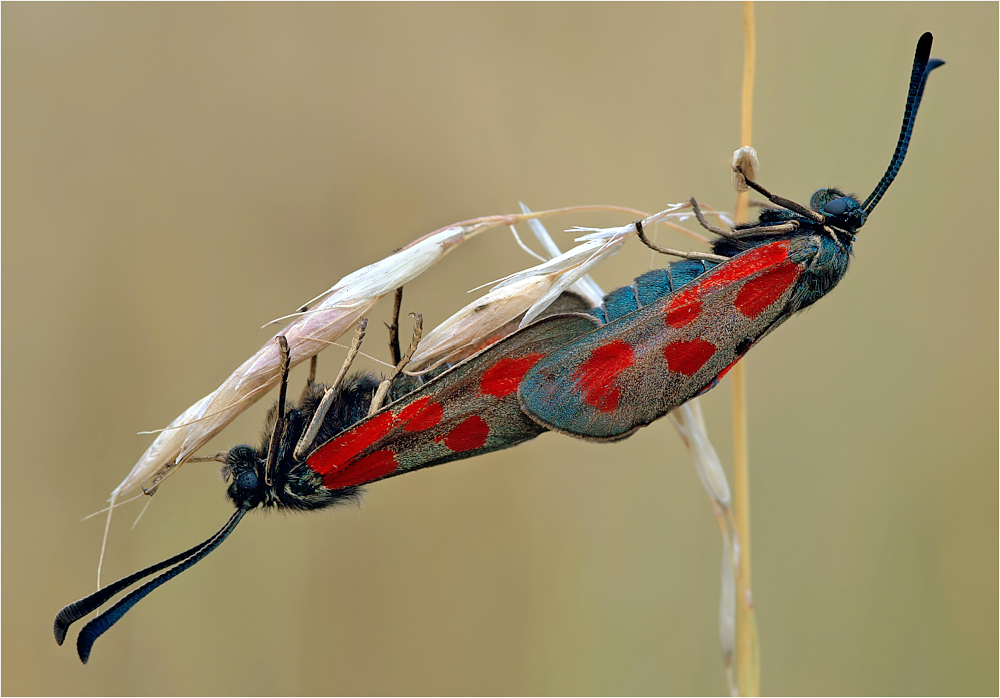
(54, 32, 943, 663)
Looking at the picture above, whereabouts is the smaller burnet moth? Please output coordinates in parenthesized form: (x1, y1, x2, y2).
(55, 33, 942, 663)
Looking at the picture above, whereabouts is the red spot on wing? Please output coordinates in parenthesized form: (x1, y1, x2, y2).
(663, 338, 716, 376)
(700, 240, 791, 291)
(667, 242, 793, 312)
(397, 396, 444, 432)
(590, 385, 621, 413)
(307, 410, 395, 477)
(573, 340, 635, 413)
(664, 298, 702, 328)
(438, 415, 490, 452)
(480, 353, 545, 398)
(321, 449, 398, 489)
(734, 262, 800, 318)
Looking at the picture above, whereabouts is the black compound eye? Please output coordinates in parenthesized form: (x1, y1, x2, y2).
(223, 446, 266, 508)
(234, 469, 259, 493)
(823, 197, 849, 216)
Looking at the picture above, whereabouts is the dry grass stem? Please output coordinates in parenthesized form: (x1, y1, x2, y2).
(732, 2, 761, 695)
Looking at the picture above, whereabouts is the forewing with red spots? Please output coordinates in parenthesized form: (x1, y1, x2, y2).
(518, 239, 819, 440)
(308, 313, 600, 490)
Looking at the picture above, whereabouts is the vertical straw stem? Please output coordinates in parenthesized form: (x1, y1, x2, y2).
(733, 2, 761, 695)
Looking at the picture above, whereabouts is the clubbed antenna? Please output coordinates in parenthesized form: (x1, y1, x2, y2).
(862, 32, 945, 215)
(54, 508, 247, 663)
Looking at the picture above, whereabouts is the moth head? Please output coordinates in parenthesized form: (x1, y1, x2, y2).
(222, 445, 267, 509)
(810, 188, 866, 232)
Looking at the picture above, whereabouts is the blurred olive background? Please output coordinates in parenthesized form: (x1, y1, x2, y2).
(4, 4, 996, 695)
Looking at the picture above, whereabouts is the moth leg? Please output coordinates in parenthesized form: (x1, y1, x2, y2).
(141, 463, 172, 496)
(728, 221, 800, 238)
(263, 336, 292, 486)
(691, 195, 798, 239)
(688, 198, 736, 238)
(331, 317, 368, 394)
(635, 220, 727, 263)
(186, 452, 228, 463)
(368, 313, 423, 416)
(736, 168, 824, 223)
(300, 355, 318, 398)
(387, 286, 404, 366)
(293, 319, 368, 461)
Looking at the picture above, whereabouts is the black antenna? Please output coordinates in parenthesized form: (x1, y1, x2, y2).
(54, 508, 247, 663)
(862, 32, 945, 215)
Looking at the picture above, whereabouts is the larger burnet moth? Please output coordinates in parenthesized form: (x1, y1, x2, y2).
(55, 33, 943, 663)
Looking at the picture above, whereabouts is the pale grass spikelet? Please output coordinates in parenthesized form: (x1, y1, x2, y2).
(112, 394, 213, 496)
(507, 225, 628, 326)
(113, 222, 496, 498)
(307, 226, 478, 310)
(731, 146, 760, 192)
(669, 400, 740, 691)
(408, 222, 630, 369)
(519, 204, 605, 307)
(406, 275, 556, 371)
(113, 299, 380, 498)
(719, 542, 737, 674)
(668, 402, 731, 509)
(174, 297, 380, 462)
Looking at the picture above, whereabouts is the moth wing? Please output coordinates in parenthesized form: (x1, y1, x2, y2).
(307, 312, 600, 489)
(518, 239, 813, 441)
